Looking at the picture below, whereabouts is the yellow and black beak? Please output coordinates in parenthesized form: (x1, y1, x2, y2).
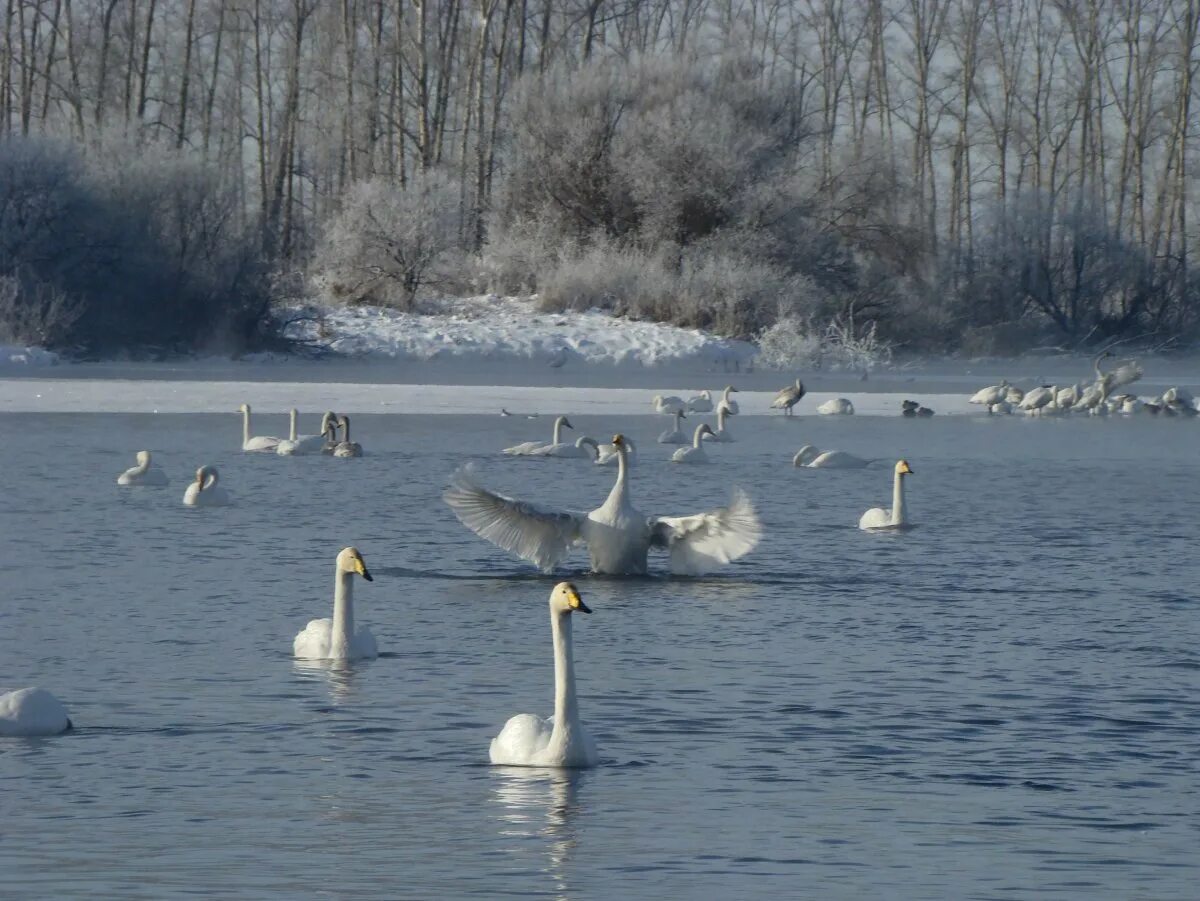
(566, 585, 591, 614)
(612, 434, 624, 446)
(355, 556, 373, 581)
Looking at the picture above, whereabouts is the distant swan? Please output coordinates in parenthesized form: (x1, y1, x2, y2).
(293, 547, 377, 660)
(770, 379, 806, 415)
(505, 416, 573, 456)
(445, 434, 761, 575)
(333, 415, 363, 457)
(652, 395, 687, 415)
(671, 424, 715, 463)
(238, 403, 282, 452)
(182, 465, 231, 507)
(703, 405, 735, 442)
(1094, 351, 1143, 399)
(817, 398, 855, 415)
(969, 379, 1008, 406)
(686, 390, 713, 413)
(720, 386, 740, 416)
(596, 436, 636, 466)
(859, 460, 913, 530)
(117, 451, 169, 486)
(0, 687, 72, 736)
(793, 445, 871, 469)
(658, 410, 688, 444)
(277, 410, 334, 456)
(489, 582, 597, 768)
(533, 436, 600, 459)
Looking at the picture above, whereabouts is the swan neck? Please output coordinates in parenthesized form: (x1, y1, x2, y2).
(603, 443, 630, 507)
(331, 569, 355, 657)
(289, 409, 298, 441)
(133, 455, 151, 475)
(892, 472, 906, 525)
(693, 425, 706, 448)
(242, 408, 251, 445)
(550, 610, 579, 737)
(341, 417, 351, 442)
(717, 408, 726, 431)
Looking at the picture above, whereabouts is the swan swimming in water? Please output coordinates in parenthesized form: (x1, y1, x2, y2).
(445, 434, 761, 575)
(277, 410, 334, 456)
(703, 405, 735, 442)
(0, 687, 72, 736)
(533, 436, 600, 459)
(652, 395, 687, 415)
(719, 386, 740, 416)
(686, 390, 713, 413)
(332, 415, 364, 457)
(817, 398, 855, 415)
(596, 436, 636, 466)
(238, 403, 283, 452)
(293, 547, 377, 660)
(658, 410, 689, 444)
(672, 424, 715, 463)
(505, 416, 574, 456)
(182, 465, 231, 506)
(859, 460, 913, 530)
(770, 379, 806, 415)
(793, 445, 871, 469)
(489, 582, 598, 769)
(117, 451, 169, 486)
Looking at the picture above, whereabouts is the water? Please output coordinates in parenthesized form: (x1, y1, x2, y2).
(2, 409, 1198, 898)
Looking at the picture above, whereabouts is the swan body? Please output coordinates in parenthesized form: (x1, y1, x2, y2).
(277, 410, 334, 456)
(671, 424, 715, 463)
(652, 395, 687, 415)
(0, 687, 71, 737)
(770, 379, 806, 415)
(238, 403, 282, 452)
(596, 437, 635, 466)
(117, 451, 169, 486)
(1055, 384, 1081, 410)
(489, 582, 598, 768)
(533, 436, 600, 459)
(720, 386, 740, 416)
(1019, 386, 1055, 413)
(1094, 352, 1143, 399)
(658, 410, 689, 444)
(969, 379, 1009, 406)
(445, 434, 761, 575)
(798, 447, 872, 469)
(505, 416, 573, 455)
(793, 445, 820, 466)
(182, 465, 231, 506)
(332, 415, 363, 457)
(817, 397, 855, 415)
(704, 406, 735, 442)
(294, 547, 377, 660)
(686, 390, 713, 413)
(859, 460, 913, 530)
(989, 401, 1013, 415)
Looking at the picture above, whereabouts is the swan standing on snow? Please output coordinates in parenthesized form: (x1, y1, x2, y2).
(333, 415, 364, 457)
(793, 445, 871, 469)
(277, 411, 335, 456)
(818, 398, 855, 415)
(686, 390, 713, 413)
(1019, 386, 1055, 414)
(652, 395, 687, 415)
(658, 410, 689, 444)
(182, 465, 232, 506)
(293, 547, 377, 660)
(0, 687, 72, 736)
(770, 379, 806, 415)
(596, 436, 636, 466)
(117, 451, 169, 486)
(719, 386, 740, 416)
(859, 460, 913, 530)
(445, 434, 761, 575)
(238, 403, 283, 452)
(969, 379, 1009, 406)
(489, 582, 597, 768)
(704, 405, 735, 442)
(671, 424, 716, 463)
(505, 416, 574, 455)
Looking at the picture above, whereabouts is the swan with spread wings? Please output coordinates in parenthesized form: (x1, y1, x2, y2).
(445, 434, 762, 575)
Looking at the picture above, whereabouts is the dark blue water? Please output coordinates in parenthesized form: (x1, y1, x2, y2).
(1, 410, 1197, 898)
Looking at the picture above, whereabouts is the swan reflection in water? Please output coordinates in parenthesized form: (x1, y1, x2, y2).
(490, 768, 586, 899)
(292, 659, 361, 703)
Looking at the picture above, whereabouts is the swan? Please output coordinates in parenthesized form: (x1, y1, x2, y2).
(293, 547, 377, 660)
(969, 379, 1009, 406)
(817, 398, 855, 415)
(532, 436, 600, 460)
(445, 434, 761, 575)
(989, 401, 1013, 415)
(489, 582, 597, 768)
(320, 418, 340, 455)
(671, 424, 715, 463)
(794, 446, 871, 469)
(1055, 384, 1081, 411)
(277, 410, 335, 456)
(238, 403, 282, 452)
(1094, 352, 1143, 399)
(859, 460, 913, 530)
(658, 410, 689, 444)
(793, 445, 820, 466)
(652, 395, 687, 415)
(686, 390, 713, 413)
(1019, 385, 1055, 413)
(719, 386, 740, 416)
(117, 451, 169, 486)
(770, 379, 806, 415)
(0, 687, 72, 736)
(333, 415, 363, 457)
(703, 406, 735, 442)
(505, 416, 573, 456)
(182, 465, 231, 506)
(1004, 386, 1025, 404)
(596, 436, 636, 466)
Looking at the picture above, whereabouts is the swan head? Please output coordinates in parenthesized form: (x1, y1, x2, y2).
(237, 403, 250, 414)
(136, 450, 152, 466)
(699, 424, 715, 438)
(611, 433, 627, 448)
(194, 464, 218, 489)
(550, 581, 591, 614)
(724, 385, 738, 394)
(320, 411, 337, 432)
(336, 547, 373, 581)
(895, 459, 913, 476)
(557, 416, 574, 430)
(793, 445, 818, 466)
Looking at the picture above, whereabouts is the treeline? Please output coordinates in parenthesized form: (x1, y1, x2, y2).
(1, 0, 1198, 354)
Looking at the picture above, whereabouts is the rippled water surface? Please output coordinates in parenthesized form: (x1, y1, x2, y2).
(2, 409, 1198, 899)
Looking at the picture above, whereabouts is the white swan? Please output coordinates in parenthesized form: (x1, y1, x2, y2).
(293, 547, 377, 660)
(320, 418, 340, 455)
(859, 460, 913, 530)
(658, 410, 689, 444)
(333, 415, 363, 457)
(817, 397, 855, 415)
(719, 386, 740, 416)
(770, 379, 806, 415)
(445, 434, 761, 575)
(793, 445, 871, 469)
(277, 410, 334, 456)
(532, 436, 600, 460)
(671, 424, 715, 463)
(1004, 386, 1025, 404)
(703, 405, 735, 442)
(238, 403, 282, 452)
(792, 445, 820, 466)
(182, 465, 231, 507)
(989, 401, 1013, 415)
(652, 395, 687, 415)
(596, 436, 636, 466)
(1094, 351, 1143, 399)
(0, 687, 72, 736)
(489, 582, 597, 768)
(505, 416, 573, 456)
(1055, 384, 1081, 411)
(686, 390, 713, 413)
(1019, 385, 1055, 413)
(117, 451, 169, 486)
(969, 379, 1009, 406)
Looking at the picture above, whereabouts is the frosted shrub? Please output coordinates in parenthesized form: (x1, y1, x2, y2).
(756, 312, 893, 372)
(538, 243, 674, 316)
(756, 317, 823, 369)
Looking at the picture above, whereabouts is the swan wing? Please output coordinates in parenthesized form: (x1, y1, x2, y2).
(650, 488, 762, 574)
(489, 713, 553, 764)
(444, 468, 584, 572)
(1109, 361, 1144, 389)
(293, 618, 332, 659)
